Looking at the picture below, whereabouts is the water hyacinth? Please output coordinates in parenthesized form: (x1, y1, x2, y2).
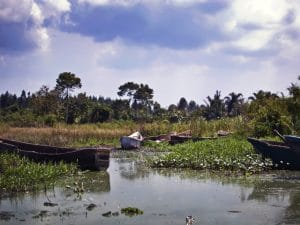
(149, 137, 273, 174)
(0, 153, 77, 193)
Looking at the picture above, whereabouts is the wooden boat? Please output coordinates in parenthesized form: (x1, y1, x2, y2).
(273, 130, 300, 151)
(143, 132, 177, 143)
(283, 135, 300, 151)
(0, 138, 110, 171)
(247, 137, 300, 170)
(120, 131, 143, 150)
(169, 135, 217, 145)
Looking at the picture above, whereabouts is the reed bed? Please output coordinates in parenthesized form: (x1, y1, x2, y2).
(0, 117, 250, 147)
(0, 123, 134, 147)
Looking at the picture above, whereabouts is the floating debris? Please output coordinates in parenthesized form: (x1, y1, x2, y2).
(32, 210, 49, 219)
(186, 215, 195, 225)
(86, 203, 97, 211)
(228, 210, 241, 213)
(43, 202, 58, 207)
(102, 211, 112, 217)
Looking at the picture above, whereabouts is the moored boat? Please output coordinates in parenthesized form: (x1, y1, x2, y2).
(283, 135, 300, 151)
(120, 131, 143, 150)
(247, 137, 300, 170)
(0, 138, 110, 171)
(169, 135, 217, 145)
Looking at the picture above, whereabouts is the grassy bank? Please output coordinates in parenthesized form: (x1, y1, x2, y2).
(0, 153, 77, 193)
(148, 137, 273, 174)
(0, 117, 250, 147)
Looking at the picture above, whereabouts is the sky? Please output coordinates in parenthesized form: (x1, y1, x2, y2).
(0, 0, 300, 107)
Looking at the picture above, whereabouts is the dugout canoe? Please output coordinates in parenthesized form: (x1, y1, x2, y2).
(247, 137, 300, 170)
(169, 135, 217, 145)
(0, 138, 110, 171)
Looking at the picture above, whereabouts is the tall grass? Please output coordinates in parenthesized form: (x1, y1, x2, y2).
(0, 117, 251, 147)
(0, 122, 135, 147)
(139, 116, 251, 137)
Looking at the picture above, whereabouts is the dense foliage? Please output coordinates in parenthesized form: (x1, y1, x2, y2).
(1, 73, 300, 137)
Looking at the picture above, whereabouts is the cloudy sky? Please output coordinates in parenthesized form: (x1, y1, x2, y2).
(0, 0, 299, 107)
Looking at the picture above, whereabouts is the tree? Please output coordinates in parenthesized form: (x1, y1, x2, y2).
(18, 90, 28, 108)
(117, 82, 139, 104)
(111, 99, 130, 120)
(117, 82, 154, 119)
(55, 72, 82, 123)
(177, 97, 188, 112)
(187, 100, 197, 113)
(286, 76, 300, 131)
(248, 90, 278, 102)
(224, 92, 243, 117)
(89, 104, 111, 123)
(203, 90, 225, 120)
(30, 85, 61, 117)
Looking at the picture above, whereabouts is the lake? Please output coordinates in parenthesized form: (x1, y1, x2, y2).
(1, 153, 300, 225)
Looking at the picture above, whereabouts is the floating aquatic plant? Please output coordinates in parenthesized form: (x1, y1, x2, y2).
(121, 207, 144, 217)
(149, 137, 273, 174)
(0, 153, 77, 193)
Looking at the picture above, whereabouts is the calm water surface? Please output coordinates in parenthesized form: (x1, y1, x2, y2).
(1, 154, 300, 225)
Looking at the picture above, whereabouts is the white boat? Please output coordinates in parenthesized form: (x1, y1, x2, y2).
(120, 131, 143, 150)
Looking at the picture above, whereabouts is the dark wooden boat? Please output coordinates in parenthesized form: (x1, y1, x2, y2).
(0, 138, 110, 171)
(283, 135, 300, 151)
(247, 137, 300, 170)
(169, 135, 217, 145)
(273, 130, 300, 151)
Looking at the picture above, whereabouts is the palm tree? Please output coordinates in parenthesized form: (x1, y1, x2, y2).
(177, 97, 188, 112)
(203, 90, 225, 120)
(248, 90, 278, 101)
(224, 92, 243, 117)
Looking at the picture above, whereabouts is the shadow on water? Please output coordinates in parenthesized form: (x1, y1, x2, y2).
(0, 151, 300, 225)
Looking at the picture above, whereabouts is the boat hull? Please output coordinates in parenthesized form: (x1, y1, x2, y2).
(120, 136, 141, 150)
(169, 135, 217, 145)
(247, 137, 300, 170)
(283, 135, 300, 151)
(0, 138, 110, 171)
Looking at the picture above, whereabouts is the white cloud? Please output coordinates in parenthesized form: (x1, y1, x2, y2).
(227, 0, 290, 29)
(1, 0, 300, 107)
(217, 0, 300, 54)
(0, 0, 33, 22)
(78, 0, 208, 7)
(30, 1, 44, 24)
(44, 0, 71, 12)
(233, 29, 274, 51)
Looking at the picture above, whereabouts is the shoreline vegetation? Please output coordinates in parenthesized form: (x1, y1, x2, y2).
(0, 118, 278, 195)
(0, 117, 248, 147)
(0, 153, 77, 193)
(1, 75, 300, 193)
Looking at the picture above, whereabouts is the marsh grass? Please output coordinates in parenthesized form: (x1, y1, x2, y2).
(0, 117, 250, 147)
(0, 123, 133, 147)
(0, 153, 77, 193)
(149, 137, 273, 174)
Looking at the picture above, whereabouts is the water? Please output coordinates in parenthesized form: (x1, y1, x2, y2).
(1, 155, 300, 225)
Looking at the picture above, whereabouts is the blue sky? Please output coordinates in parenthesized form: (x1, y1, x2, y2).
(0, 0, 300, 107)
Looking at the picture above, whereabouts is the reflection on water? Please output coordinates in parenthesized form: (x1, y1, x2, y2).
(1, 153, 300, 225)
